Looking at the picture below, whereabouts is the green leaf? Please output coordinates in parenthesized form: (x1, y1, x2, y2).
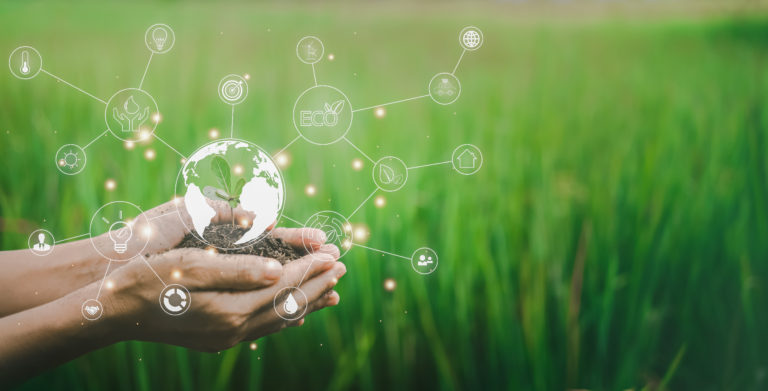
(202, 186, 229, 201)
(233, 178, 246, 198)
(210, 156, 231, 193)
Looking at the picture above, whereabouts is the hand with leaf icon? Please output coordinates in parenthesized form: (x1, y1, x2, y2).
(203, 156, 246, 227)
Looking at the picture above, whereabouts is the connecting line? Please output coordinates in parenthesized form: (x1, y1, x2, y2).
(230, 105, 235, 138)
(40, 69, 107, 105)
(140, 255, 167, 287)
(148, 209, 181, 222)
(152, 133, 186, 159)
(311, 63, 318, 86)
(352, 243, 410, 260)
(407, 160, 451, 170)
(347, 189, 377, 220)
(351, 94, 429, 113)
(280, 214, 303, 226)
(275, 135, 301, 157)
(452, 49, 467, 75)
(54, 233, 90, 244)
(83, 129, 109, 150)
(138, 52, 154, 90)
(95, 260, 114, 300)
(342, 137, 375, 164)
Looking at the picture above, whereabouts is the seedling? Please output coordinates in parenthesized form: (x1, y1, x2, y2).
(203, 156, 245, 227)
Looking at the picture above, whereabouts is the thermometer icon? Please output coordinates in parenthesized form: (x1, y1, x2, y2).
(20, 50, 30, 75)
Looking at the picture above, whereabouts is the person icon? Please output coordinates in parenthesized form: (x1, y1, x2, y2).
(32, 233, 51, 252)
(112, 95, 149, 133)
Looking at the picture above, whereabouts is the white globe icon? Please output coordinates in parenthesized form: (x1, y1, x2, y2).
(176, 139, 285, 249)
(462, 30, 481, 48)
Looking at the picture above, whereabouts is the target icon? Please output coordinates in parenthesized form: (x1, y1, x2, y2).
(218, 74, 248, 105)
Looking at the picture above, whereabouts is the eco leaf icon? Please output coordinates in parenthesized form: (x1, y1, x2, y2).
(331, 100, 345, 114)
(379, 163, 396, 184)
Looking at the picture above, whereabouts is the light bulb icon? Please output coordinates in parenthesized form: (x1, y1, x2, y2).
(20, 50, 30, 74)
(108, 221, 133, 254)
(152, 27, 167, 51)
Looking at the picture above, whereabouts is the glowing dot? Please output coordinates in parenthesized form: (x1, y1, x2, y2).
(206, 246, 218, 255)
(342, 239, 352, 250)
(374, 196, 386, 208)
(233, 164, 244, 175)
(250, 342, 258, 350)
(327, 53, 335, 61)
(142, 225, 152, 238)
(180, 158, 187, 164)
(244, 73, 251, 80)
(384, 278, 396, 291)
(105, 280, 115, 290)
(105, 179, 117, 191)
(239, 218, 251, 228)
(305, 184, 316, 196)
(138, 130, 151, 141)
(275, 152, 291, 168)
(209, 128, 220, 139)
(124, 141, 135, 150)
(343, 223, 352, 232)
(374, 107, 386, 118)
(144, 149, 156, 160)
(172, 270, 182, 280)
(58, 159, 66, 167)
(152, 112, 162, 124)
(352, 158, 363, 171)
(172, 196, 182, 204)
(353, 225, 369, 241)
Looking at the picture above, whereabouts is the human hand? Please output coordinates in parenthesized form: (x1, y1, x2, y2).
(99, 231, 344, 351)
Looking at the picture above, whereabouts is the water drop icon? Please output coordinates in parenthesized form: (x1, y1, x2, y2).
(283, 292, 299, 315)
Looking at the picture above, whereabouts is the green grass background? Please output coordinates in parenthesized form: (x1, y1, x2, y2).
(2, 1, 768, 390)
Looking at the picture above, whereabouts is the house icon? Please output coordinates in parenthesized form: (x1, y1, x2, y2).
(457, 149, 477, 169)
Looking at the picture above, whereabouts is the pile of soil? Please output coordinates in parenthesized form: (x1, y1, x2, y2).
(175, 224, 304, 264)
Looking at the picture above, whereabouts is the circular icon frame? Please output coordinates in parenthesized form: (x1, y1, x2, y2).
(273, 286, 308, 321)
(302, 210, 353, 258)
(89, 201, 151, 262)
(296, 36, 324, 65)
(459, 26, 484, 51)
(451, 144, 483, 175)
(428, 72, 461, 105)
(411, 247, 438, 275)
(372, 156, 408, 192)
(218, 74, 248, 105)
(55, 143, 87, 175)
(9, 46, 42, 80)
(160, 284, 191, 315)
(145, 24, 176, 54)
(28, 229, 55, 256)
(104, 88, 160, 142)
(81, 299, 104, 321)
(292, 85, 353, 146)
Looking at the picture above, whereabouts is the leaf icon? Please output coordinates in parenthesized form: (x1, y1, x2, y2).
(379, 164, 396, 184)
(331, 100, 345, 113)
(324, 102, 333, 112)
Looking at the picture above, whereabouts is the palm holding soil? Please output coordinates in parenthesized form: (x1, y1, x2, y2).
(0, 199, 345, 384)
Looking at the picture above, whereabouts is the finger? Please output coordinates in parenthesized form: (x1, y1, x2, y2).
(270, 227, 327, 251)
(276, 252, 338, 291)
(284, 290, 340, 328)
(315, 244, 340, 258)
(153, 248, 283, 290)
(297, 262, 346, 304)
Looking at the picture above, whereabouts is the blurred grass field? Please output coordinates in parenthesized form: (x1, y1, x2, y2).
(2, 1, 768, 390)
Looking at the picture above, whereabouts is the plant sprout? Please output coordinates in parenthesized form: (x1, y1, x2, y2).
(203, 156, 245, 227)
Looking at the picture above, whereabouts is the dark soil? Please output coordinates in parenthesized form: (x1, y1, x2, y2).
(175, 224, 304, 264)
